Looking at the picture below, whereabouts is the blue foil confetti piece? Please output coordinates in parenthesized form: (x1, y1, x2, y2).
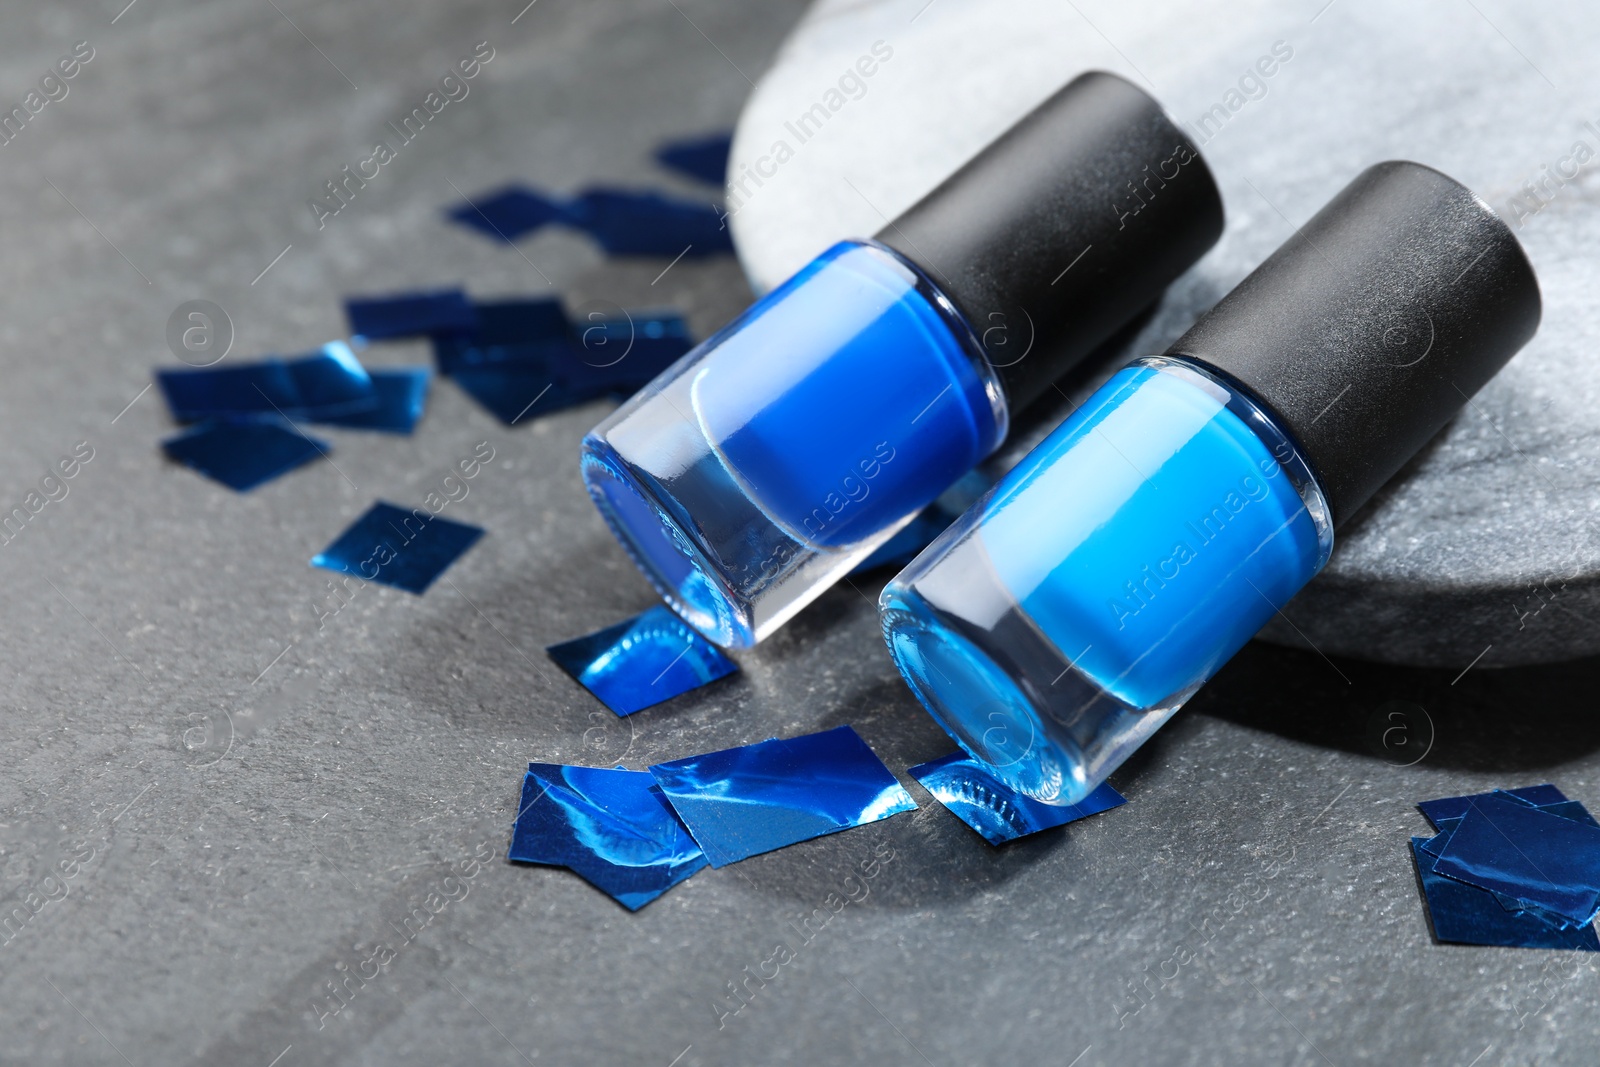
(566, 188, 734, 257)
(447, 185, 570, 242)
(1410, 837, 1600, 951)
(1432, 795, 1600, 926)
(310, 368, 431, 434)
(907, 752, 1126, 846)
(431, 298, 574, 375)
(344, 289, 478, 341)
(311, 501, 484, 594)
(509, 764, 707, 911)
(450, 370, 575, 426)
(441, 307, 692, 423)
(157, 342, 377, 422)
(1418, 784, 1568, 828)
(655, 132, 733, 185)
(1418, 800, 1600, 927)
(649, 725, 916, 867)
(162, 416, 329, 491)
(446, 184, 734, 257)
(546, 604, 737, 716)
(1541, 800, 1600, 828)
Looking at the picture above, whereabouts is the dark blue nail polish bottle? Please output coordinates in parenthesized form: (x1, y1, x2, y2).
(881, 161, 1541, 805)
(582, 71, 1224, 647)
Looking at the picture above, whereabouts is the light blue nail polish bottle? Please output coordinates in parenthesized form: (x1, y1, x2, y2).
(881, 162, 1541, 804)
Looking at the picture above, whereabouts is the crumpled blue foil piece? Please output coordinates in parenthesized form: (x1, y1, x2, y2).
(157, 341, 376, 422)
(311, 501, 483, 594)
(655, 132, 732, 185)
(649, 725, 916, 867)
(546, 604, 737, 716)
(310, 368, 431, 434)
(345, 288, 477, 341)
(907, 752, 1126, 845)
(1410, 837, 1600, 951)
(162, 416, 329, 491)
(446, 185, 570, 242)
(566, 188, 734, 257)
(509, 763, 707, 911)
(1431, 795, 1600, 926)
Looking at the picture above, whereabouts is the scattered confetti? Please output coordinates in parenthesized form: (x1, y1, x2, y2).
(161, 416, 329, 491)
(546, 604, 737, 716)
(1413, 784, 1600, 949)
(649, 726, 915, 867)
(655, 131, 733, 186)
(311, 501, 484, 594)
(157, 342, 375, 423)
(310, 368, 431, 434)
(345, 288, 477, 342)
(510, 763, 707, 911)
(445, 183, 734, 256)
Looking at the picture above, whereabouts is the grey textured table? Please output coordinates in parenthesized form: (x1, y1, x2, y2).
(2, 2, 1598, 1066)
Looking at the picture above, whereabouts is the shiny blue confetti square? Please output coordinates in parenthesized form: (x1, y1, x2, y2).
(1418, 783, 1567, 827)
(1419, 797, 1599, 931)
(450, 370, 570, 426)
(310, 368, 430, 434)
(649, 726, 916, 868)
(444, 308, 692, 423)
(447, 185, 569, 242)
(510, 763, 707, 911)
(1410, 837, 1600, 951)
(908, 753, 1126, 846)
(344, 289, 477, 341)
(547, 604, 737, 716)
(566, 188, 734, 257)
(311, 501, 483, 594)
(431, 298, 573, 375)
(570, 313, 693, 394)
(655, 132, 733, 185)
(1432, 795, 1600, 926)
(157, 342, 376, 422)
(162, 416, 328, 491)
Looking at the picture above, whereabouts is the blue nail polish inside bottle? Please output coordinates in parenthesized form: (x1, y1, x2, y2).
(880, 358, 1331, 803)
(583, 240, 1005, 647)
(582, 71, 1225, 646)
(880, 161, 1542, 805)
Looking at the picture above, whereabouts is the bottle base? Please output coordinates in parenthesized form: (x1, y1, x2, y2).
(881, 576, 1187, 808)
(581, 436, 755, 648)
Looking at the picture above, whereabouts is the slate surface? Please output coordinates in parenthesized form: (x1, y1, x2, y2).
(729, 0, 1600, 668)
(3, 2, 1600, 1066)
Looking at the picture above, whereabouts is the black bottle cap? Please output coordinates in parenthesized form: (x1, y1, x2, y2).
(1165, 161, 1541, 526)
(875, 70, 1224, 412)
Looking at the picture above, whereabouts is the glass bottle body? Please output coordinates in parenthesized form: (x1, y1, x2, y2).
(880, 357, 1332, 805)
(583, 239, 1006, 647)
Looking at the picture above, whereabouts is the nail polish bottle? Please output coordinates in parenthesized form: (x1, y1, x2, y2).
(880, 161, 1541, 805)
(581, 71, 1223, 647)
